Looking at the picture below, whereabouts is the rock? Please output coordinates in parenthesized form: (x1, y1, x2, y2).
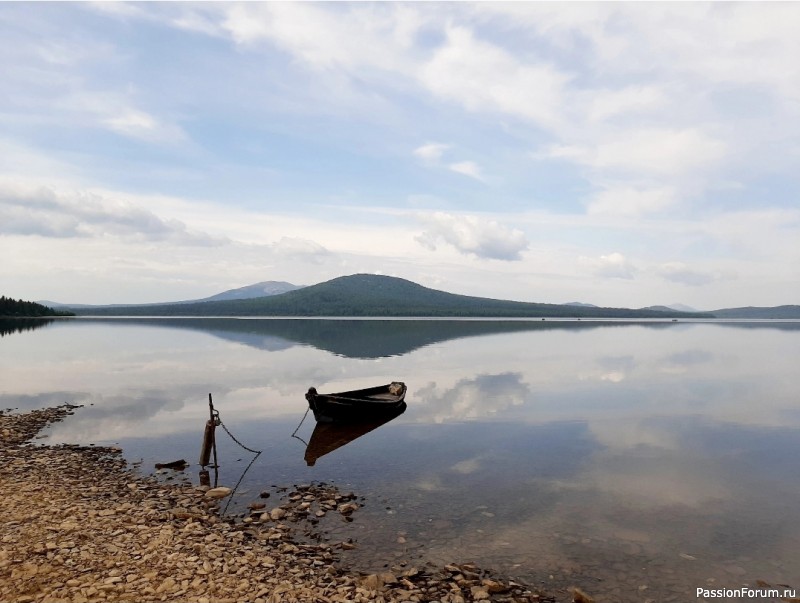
(269, 508, 287, 521)
(573, 587, 596, 603)
(337, 502, 359, 515)
(482, 579, 507, 593)
(360, 574, 383, 590)
(205, 487, 232, 499)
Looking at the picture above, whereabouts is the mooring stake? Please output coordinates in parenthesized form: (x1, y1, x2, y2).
(199, 392, 217, 467)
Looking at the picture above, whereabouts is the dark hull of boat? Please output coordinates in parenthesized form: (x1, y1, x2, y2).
(305, 381, 406, 423)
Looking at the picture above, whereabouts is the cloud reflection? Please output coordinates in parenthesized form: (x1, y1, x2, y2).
(413, 373, 530, 423)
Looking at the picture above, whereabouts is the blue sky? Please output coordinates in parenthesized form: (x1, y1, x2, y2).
(1, 2, 798, 309)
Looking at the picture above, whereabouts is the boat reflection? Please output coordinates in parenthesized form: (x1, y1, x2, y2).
(303, 402, 407, 466)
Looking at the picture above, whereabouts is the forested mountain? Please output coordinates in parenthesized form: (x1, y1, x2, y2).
(710, 305, 800, 319)
(70, 274, 711, 318)
(0, 296, 73, 317)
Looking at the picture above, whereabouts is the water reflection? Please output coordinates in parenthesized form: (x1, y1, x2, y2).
(75, 317, 698, 358)
(0, 317, 55, 337)
(300, 402, 406, 466)
(414, 373, 529, 422)
(2, 318, 799, 601)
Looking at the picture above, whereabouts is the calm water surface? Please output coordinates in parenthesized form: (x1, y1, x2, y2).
(2, 317, 799, 602)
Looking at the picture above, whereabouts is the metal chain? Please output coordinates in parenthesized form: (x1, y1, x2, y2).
(212, 409, 262, 455)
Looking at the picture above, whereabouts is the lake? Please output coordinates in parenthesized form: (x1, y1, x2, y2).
(2, 317, 799, 602)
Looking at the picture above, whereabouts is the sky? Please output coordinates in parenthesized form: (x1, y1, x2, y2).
(1, 2, 799, 310)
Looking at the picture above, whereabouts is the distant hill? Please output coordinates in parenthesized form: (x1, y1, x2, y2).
(710, 305, 800, 319)
(565, 302, 598, 308)
(643, 304, 702, 313)
(193, 281, 302, 302)
(42, 280, 302, 309)
(70, 274, 711, 318)
(666, 303, 698, 313)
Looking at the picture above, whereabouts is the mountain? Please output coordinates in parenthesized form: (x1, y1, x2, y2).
(565, 302, 598, 308)
(710, 305, 800, 319)
(37, 300, 93, 308)
(192, 281, 302, 302)
(70, 274, 711, 318)
(666, 303, 698, 313)
(643, 304, 702, 313)
(41, 280, 302, 309)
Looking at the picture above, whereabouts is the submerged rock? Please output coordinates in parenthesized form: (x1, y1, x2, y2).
(204, 486, 232, 499)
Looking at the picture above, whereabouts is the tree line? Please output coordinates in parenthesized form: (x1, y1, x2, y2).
(0, 296, 74, 317)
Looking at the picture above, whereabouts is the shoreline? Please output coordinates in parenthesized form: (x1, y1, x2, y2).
(1, 405, 567, 603)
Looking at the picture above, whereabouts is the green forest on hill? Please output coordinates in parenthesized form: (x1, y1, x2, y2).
(71, 274, 712, 318)
(0, 296, 74, 317)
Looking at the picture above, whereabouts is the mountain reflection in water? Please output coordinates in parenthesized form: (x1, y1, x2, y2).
(67, 316, 799, 359)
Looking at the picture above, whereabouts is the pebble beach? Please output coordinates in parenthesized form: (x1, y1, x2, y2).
(0, 405, 568, 603)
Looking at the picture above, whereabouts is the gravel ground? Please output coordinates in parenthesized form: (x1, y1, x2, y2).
(1, 405, 569, 603)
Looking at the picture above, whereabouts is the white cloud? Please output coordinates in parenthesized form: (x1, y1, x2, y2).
(655, 262, 725, 287)
(419, 25, 569, 131)
(586, 185, 678, 216)
(269, 237, 329, 263)
(414, 143, 484, 182)
(413, 142, 450, 163)
(102, 109, 183, 143)
(220, 2, 417, 75)
(0, 180, 224, 246)
(416, 212, 529, 261)
(448, 161, 484, 182)
(579, 252, 637, 280)
(584, 85, 667, 124)
(548, 128, 726, 179)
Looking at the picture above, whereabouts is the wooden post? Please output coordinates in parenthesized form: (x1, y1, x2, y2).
(199, 393, 216, 466)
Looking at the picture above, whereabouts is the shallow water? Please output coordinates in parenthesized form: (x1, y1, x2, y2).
(2, 317, 799, 601)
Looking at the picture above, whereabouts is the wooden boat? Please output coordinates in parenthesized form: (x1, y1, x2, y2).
(305, 381, 407, 422)
(304, 402, 406, 466)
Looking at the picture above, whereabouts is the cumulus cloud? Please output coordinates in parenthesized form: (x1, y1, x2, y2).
(579, 252, 637, 279)
(416, 212, 529, 261)
(0, 182, 224, 246)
